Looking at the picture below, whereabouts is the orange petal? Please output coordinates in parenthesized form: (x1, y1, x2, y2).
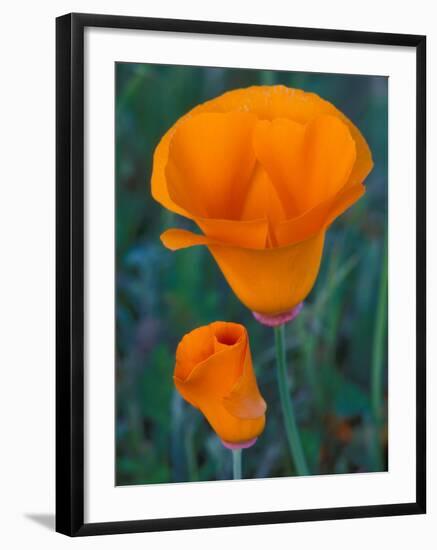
(274, 182, 365, 247)
(163, 229, 326, 315)
(207, 232, 325, 316)
(165, 112, 257, 219)
(300, 115, 357, 209)
(253, 118, 306, 218)
(174, 324, 214, 383)
(239, 164, 287, 224)
(201, 86, 373, 189)
(151, 86, 373, 216)
(254, 115, 357, 218)
(189, 394, 265, 444)
(161, 228, 210, 251)
(223, 345, 267, 419)
(176, 322, 245, 395)
(195, 85, 330, 122)
(161, 216, 269, 250)
(151, 126, 190, 217)
(195, 217, 269, 249)
(239, 164, 287, 246)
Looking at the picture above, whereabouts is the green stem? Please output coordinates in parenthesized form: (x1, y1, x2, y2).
(371, 234, 388, 469)
(232, 449, 242, 480)
(275, 324, 309, 476)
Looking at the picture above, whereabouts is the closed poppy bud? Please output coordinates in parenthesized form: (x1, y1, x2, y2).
(152, 86, 373, 318)
(174, 322, 266, 446)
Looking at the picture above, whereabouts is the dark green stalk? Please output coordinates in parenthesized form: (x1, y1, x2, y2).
(274, 324, 309, 476)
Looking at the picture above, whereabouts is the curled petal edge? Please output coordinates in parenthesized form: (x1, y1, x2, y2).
(160, 181, 364, 253)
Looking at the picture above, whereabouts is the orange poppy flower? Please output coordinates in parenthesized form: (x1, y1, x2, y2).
(174, 322, 266, 445)
(152, 86, 373, 317)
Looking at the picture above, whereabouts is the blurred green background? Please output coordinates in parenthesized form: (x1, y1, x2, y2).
(115, 63, 388, 485)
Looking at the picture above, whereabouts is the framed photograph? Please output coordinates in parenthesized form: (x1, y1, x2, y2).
(56, 12, 426, 536)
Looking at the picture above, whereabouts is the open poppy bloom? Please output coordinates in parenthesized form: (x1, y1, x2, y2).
(174, 322, 266, 446)
(152, 86, 373, 317)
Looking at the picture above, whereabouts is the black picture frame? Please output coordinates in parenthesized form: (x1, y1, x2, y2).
(56, 12, 426, 537)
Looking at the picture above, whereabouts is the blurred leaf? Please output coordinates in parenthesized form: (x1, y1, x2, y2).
(140, 344, 173, 428)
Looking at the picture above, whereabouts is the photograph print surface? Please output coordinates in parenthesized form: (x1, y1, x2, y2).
(115, 62, 388, 486)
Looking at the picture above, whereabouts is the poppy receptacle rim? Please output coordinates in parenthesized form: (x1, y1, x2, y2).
(252, 302, 304, 327)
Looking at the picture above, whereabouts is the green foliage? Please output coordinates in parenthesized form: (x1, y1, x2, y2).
(140, 345, 173, 428)
(115, 62, 388, 484)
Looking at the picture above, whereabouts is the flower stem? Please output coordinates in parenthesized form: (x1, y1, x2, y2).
(274, 324, 309, 476)
(232, 449, 242, 480)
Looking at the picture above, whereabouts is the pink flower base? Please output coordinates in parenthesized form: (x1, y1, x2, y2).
(221, 437, 258, 450)
(252, 302, 304, 327)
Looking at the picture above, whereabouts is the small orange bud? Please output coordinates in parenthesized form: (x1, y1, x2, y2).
(174, 322, 266, 445)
